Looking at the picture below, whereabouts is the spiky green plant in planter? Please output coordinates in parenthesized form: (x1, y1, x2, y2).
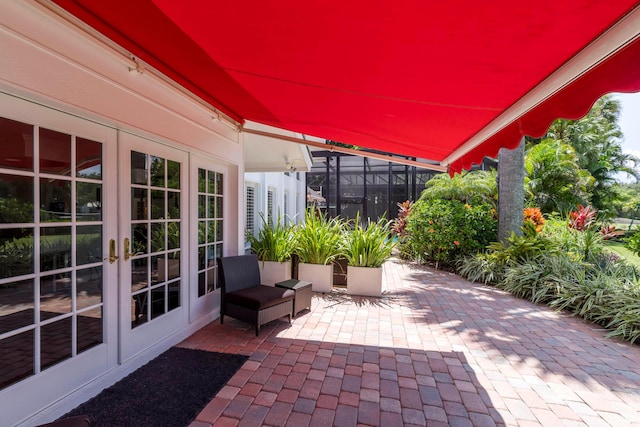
(294, 209, 344, 265)
(343, 214, 396, 268)
(295, 209, 344, 292)
(246, 213, 296, 262)
(343, 214, 396, 297)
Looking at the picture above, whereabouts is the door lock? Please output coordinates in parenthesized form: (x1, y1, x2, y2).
(123, 237, 142, 261)
(104, 239, 119, 264)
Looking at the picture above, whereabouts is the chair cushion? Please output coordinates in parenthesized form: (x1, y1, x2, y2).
(226, 285, 294, 310)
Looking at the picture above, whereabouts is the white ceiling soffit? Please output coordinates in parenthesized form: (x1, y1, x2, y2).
(243, 122, 313, 173)
(243, 126, 448, 172)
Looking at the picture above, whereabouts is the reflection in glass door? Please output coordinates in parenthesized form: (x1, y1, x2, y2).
(129, 151, 182, 328)
(0, 117, 104, 390)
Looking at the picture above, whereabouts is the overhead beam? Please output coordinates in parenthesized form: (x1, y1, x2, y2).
(242, 128, 447, 172)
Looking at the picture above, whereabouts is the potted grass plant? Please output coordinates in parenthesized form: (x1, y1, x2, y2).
(343, 214, 396, 297)
(152, 220, 181, 282)
(295, 208, 344, 293)
(246, 213, 296, 285)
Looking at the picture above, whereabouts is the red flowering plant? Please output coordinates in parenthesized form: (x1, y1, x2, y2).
(567, 204, 619, 239)
(523, 207, 545, 233)
(392, 200, 413, 238)
(568, 204, 597, 231)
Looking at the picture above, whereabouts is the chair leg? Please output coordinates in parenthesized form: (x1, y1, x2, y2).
(255, 324, 260, 336)
(220, 314, 224, 324)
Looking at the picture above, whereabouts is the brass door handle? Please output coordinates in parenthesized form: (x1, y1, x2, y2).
(123, 237, 142, 261)
(104, 239, 119, 264)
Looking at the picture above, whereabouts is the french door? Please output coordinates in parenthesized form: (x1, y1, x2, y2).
(0, 93, 118, 425)
(118, 132, 188, 361)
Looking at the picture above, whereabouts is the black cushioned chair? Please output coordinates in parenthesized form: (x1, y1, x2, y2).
(217, 254, 294, 336)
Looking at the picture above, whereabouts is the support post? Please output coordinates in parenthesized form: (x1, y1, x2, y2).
(497, 138, 525, 242)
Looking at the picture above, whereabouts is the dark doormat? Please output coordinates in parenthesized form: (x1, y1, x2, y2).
(63, 347, 248, 427)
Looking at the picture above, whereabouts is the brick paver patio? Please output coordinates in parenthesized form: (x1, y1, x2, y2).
(181, 258, 640, 426)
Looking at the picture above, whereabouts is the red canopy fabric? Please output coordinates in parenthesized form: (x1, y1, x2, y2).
(52, 0, 640, 172)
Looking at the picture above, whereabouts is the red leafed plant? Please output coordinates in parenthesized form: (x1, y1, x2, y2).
(599, 224, 619, 240)
(393, 200, 413, 237)
(523, 207, 545, 233)
(568, 204, 597, 231)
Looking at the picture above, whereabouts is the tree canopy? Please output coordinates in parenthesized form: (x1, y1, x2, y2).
(408, 96, 639, 229)
(532, 95, 639, 214)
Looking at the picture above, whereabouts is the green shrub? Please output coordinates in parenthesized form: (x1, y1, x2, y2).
(540, 217, 605, 262)
(0, 236, 34, 279)
(405, 199, 497, 268)
(624, 229, 640, 256)
(456, 223, 559, 286)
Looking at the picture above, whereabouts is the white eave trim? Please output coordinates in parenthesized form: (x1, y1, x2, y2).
(442, 5, 640, 166)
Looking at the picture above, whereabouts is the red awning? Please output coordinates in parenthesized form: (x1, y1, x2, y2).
(51, 0, 640, 172)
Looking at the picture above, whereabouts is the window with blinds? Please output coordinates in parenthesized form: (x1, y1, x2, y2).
(267, 188, 274, 227)
(245, 185, 256, 239)
(284, 192, 289, 223)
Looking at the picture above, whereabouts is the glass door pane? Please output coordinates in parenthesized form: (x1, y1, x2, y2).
(0, 118, 105, 390)
(129, 151, 182, 328)
(197, 168, 223, 297)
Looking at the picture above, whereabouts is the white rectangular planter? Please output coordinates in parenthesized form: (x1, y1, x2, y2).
(347, 266, 383, 297)
(258, 260, 292, 286)
(298, 262, 333, 293)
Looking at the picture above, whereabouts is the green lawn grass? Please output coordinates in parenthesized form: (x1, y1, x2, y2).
(605, 240, 640, 268)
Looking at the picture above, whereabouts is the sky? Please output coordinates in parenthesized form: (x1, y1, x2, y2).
(614, 92, 640, 182)
(617, 92, 640, 155)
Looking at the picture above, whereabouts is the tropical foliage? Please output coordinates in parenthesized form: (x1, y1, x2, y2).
(523, 207, 545, 233)
(246, 213, 296, 262)
(458, 216, 640, 344)
(342, 214, 396, 268)
(568, 204, 597, 231)
(294, 208, 344, 265)
(524, 139, 592, 213)
(534, 95, 639, 214)
(392, 200, 412, 238)
(404, 199, 497, 268)
(420, 170, 497, 207)
(382, 95, 640, 344)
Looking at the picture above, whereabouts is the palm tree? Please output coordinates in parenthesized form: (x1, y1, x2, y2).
(420, 170, 497, 207)
(546, 96, 639, 212)
(524, 139, 592, 213)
